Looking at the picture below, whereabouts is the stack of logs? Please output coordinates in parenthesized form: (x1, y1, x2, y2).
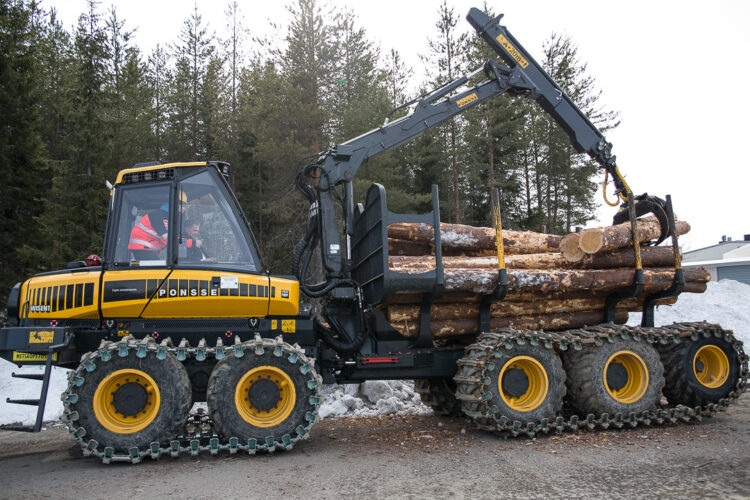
(384, 216, 708, 339)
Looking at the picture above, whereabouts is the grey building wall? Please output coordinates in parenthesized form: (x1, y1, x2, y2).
(717, 265, 750, 286)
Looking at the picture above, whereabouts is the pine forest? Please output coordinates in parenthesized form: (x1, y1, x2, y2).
(0, 0, 620, 304)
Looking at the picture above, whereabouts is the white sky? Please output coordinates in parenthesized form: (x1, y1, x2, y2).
(49, 0, 750, 251)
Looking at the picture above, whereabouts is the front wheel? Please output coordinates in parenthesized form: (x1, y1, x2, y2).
(69, 343, 192, 453)
(207, 336, 321, 450)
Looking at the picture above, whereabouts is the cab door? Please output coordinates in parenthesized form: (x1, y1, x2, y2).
(100, 182, 171, 318)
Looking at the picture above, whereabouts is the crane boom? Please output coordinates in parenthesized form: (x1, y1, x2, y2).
(296, 7, 665, 291)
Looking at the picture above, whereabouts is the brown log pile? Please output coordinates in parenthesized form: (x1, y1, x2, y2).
(381, 219, 703, 343)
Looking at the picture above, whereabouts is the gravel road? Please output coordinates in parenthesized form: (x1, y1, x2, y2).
(1, 394, 749, 499)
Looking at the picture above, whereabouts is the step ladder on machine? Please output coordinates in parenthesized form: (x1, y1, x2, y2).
(2, 330, 71, 432)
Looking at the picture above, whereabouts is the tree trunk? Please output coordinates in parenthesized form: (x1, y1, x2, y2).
(579, 217, 691, 255)
(385, 296, 677, 323)
(434, 267, 710, 295)
(388, 246, 677, 272)
(382, 281, 707, 305)
(560, 233, 584, 262)
(390, 310, 629, 338)
(387, 222, 561, 254)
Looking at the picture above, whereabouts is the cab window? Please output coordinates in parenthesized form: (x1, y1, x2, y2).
(177, 171, 257, 272)
(112, 184, 171, 266)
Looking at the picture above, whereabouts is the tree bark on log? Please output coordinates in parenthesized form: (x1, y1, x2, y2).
(578, 217, 690, 255)
(382, 281, 707, 305)
(388, 246, 677, 272)
(390, 310, 629, 338)
(387, 222, 562, 254)
(386, 296, 677, 323)
(431, 267, 710, 295)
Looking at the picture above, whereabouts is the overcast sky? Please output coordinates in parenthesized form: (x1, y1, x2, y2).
(50, 0, 750, 251)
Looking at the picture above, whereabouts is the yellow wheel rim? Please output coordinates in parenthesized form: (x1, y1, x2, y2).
(235, 366, 296, 428)
(93, 369, 160, 434)
(693, 345, 729, 389)
(498, 356, 549, 412)
(604, 351, 649, 404)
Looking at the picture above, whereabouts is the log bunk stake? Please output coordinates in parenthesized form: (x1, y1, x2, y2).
(640, 195, 684, 327)
(479, 188, 508, 333)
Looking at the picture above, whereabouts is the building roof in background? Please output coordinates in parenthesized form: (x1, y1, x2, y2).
(683, 239, 750, 262)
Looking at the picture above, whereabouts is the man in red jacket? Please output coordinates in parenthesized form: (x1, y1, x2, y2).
(128, 191, 187, 261)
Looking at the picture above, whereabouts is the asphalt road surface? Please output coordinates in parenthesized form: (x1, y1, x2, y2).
(1, 394, 748, 499)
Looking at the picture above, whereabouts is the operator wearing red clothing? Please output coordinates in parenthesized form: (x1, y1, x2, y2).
(128, 191, 194, 260)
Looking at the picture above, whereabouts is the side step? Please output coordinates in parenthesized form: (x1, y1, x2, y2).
(6, 398, 41, 406)
(0, 425, 36, 432)
(11, 372, 44, 381)
(1, 331, 72, 433)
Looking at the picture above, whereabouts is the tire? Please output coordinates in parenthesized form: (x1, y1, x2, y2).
(563, 339, 664, 416)
(414, 379, 462, 417)
(72, 349, 192, 453)
(481, 345, 566, 424)
(658, 337, 740, 407)
(207, 338, 320, 448)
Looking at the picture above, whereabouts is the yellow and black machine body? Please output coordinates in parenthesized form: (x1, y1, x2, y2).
(0, 7, 746, 462)
(1, 160, 314, 384)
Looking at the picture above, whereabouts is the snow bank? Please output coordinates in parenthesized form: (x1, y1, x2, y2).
(318, 380, 431, 419)
(1, 279, 747, 425)
(627, 279, 750, 345)
(0, 363, 69, 426)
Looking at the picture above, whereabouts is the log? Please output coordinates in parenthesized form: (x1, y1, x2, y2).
(389, 238, 500, 257)
(388, 239, 433, 256)
(560, 233, 584, 262)
(388, 246, 677, 272)
(387, 222, 562, 254)
(578, 217, 690, 255)
(434, 267, 710, 295)
(390, 310, 629, 338)
(386, 296, 677, 323)
(382, 281, 707, 304)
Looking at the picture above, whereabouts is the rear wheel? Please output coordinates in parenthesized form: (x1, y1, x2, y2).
(72, 346, 191, 452)
(564, 339, 664, 416)
(414, 379, 462, 417)
(469, 344, 566, 425)
(207, 337, 320, 450)
(658, 337, 740, 406)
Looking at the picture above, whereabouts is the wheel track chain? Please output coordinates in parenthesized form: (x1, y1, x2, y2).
(454, 321, 748, 437)
(61, 334, 322, 464)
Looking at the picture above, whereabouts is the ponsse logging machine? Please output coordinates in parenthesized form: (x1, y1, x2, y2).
(1, 8, 746, 463)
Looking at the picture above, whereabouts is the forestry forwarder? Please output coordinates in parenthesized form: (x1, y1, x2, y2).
(0, 8, 745, 463)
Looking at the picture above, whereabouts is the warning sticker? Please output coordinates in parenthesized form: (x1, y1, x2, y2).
(281, 320, 296, 333)
(13, 352, 58, 362)
(220, 276, 239, 289)
(29, 330, 54, 344)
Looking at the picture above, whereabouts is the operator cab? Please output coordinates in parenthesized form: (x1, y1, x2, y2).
(105, 162, 263, 273)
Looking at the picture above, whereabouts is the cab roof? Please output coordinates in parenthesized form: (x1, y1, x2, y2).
(115, 161, 230, 185)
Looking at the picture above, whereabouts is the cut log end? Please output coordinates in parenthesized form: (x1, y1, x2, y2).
(560, 233, 585, 262)
(578, 229, 604, 254)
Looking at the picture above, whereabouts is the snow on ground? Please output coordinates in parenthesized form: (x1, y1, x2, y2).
(1, 279, 747, 425)
(0, 364, 69, 426)
(627, 279, 750, 345)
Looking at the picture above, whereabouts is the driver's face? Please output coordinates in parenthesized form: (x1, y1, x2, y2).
(186, 224, 199, 238)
